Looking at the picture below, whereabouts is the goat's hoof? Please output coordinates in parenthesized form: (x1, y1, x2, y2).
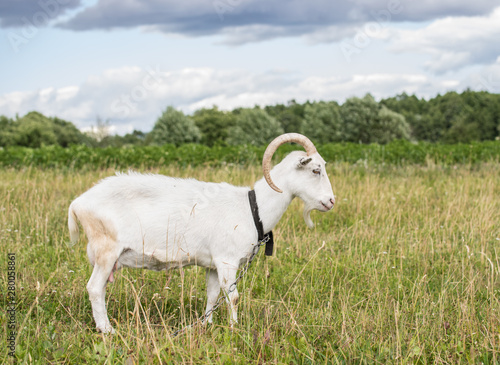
(229, 320, 238, 331)
(97, 326, 115, 334)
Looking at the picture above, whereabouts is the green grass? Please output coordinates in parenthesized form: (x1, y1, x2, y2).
(1, 162, 499, 364)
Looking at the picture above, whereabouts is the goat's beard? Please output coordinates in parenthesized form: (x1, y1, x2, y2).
(303, 206, 315, 228)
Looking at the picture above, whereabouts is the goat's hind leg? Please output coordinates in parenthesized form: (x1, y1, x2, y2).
(86, 241, 120, 334)
(204, 268, 220, 324)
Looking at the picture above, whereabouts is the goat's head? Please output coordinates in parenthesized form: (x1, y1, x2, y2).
(262, 133, 335, 228)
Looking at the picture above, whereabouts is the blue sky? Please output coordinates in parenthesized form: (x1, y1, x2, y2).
(1, 0, 499, 134)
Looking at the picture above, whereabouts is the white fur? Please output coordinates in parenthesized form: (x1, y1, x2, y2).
(68, 151, 334, 333)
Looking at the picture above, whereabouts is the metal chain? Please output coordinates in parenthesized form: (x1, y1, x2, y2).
(172, 235, 270, 337)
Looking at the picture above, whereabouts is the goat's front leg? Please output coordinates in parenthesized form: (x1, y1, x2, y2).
(216, 262, 239, 325)
(204, 268, 220, 324)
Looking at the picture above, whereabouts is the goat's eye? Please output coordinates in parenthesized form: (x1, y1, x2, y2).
(313, 169, 321, 175)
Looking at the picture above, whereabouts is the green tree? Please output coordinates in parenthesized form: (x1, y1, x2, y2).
(459, 90, 499, 141)
(192, 106, 235, 146)
(265, 100, 306, 133)
(98, 130, 147, 147)
(302, 101, 342, 144)
(51, 117, 89, 147)
(381, 93, 428, 140)
(340, 95, 379, 143)
(375, 106, 411, 143)
(382, 91, 500, 142)
(444, 108, 481, 143)
(15, 113, 58, 147)
(150, 106, 201, 146)
(2, 112, 88, 147)
(123, 130, 147, 145)
(415, 92, 474, 143)
(0, 115, 16, 147)
(226, 107, 284, 146)
(340, 94, 410, 144)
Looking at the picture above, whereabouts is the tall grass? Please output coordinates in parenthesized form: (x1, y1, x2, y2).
(1, 162, 499, 364)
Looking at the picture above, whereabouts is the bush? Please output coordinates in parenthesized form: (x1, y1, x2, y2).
(1, 140, 498, 170)
(227, 108, 284, 146)
(340, 95, 410, 144)
(0, 112, 88, 148)
(302, 101, 342, 144)
(192, 106, 235, 146)
(150, 107, 201, 146)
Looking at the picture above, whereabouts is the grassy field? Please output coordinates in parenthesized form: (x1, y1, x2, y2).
(1, 162, 499, 364)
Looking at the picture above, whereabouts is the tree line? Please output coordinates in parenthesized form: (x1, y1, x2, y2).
(1, 90, 499, 148)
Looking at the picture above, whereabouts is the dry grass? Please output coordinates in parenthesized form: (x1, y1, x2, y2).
(1, 163, 499, 364)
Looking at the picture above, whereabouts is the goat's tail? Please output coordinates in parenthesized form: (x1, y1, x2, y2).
(68, 203, 80, 246)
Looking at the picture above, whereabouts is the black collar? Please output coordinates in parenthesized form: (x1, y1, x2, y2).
(248, 190, 274, 256)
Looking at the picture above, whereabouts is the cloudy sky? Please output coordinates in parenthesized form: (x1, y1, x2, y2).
(1, 0, 499, 134)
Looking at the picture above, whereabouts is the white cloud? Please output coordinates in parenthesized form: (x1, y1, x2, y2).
(0, 66, 465, 134)
(389, 6, 500, 73)
(56, 86, 79, 102)
(460, 60, 500, 93)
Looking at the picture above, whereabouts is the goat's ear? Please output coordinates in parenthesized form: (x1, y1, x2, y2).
(297, 157, 312, 168)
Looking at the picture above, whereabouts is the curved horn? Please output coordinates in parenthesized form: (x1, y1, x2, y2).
(262, 133, 317, 193)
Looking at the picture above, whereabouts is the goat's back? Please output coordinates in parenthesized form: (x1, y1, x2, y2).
(69, 172, 256, 259)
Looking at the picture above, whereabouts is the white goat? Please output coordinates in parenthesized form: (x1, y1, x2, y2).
(68, 133, 335, 333)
